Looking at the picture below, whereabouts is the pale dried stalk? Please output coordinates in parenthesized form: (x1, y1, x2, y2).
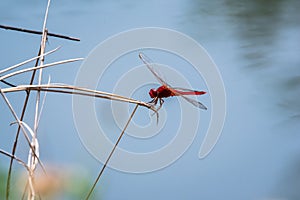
(85, 104, 140, 200)
(0, 58, 84, 82)
(0, 46, 60, 75)
(37, 77, 51, 126)
(0, 89, 46, 173)
(1, 84, 158, 113)
(0, 149, 29, 171)
(0, 55, 83, 199)
(0, 55, 83, 200)
(28, 1, 51, 199)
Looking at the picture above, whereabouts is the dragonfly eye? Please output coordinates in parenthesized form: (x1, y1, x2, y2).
(149, 89, 157, 98)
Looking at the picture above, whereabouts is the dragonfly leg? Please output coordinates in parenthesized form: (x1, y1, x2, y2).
(156, 98, 164, 112)
(148, 98, 155, 104)
(148, 97, 158, 105)
(148, 97, 158, 112)
(148, 97, 159, 117)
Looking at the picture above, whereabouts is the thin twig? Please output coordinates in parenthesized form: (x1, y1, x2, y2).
(0, 80, 16, 87)
(37, 76, 51, 126)
(0, 58, 84, 82)
(6, 47, 41, 200)
(0, 149, 29, 171)
(85, 104, 139, 200)
(0, 24, 80, 41)
(0, 47, 60, 87)
(0, 46, 60, 75)
(1, 84, 157, 113)
(0, 89, 46, 173)
(28, 1, 51, 198)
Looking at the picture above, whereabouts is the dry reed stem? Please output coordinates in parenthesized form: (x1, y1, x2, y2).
(0, 149, 29, 171)
(0, 46, 60, 75)
(85, 104, 140, 200)
(3, 0, 80, 196)
(28, 1, 51, 199)
(1, 84, 157, 113)
(0, 89, 46, 173)
(0, 25, 80, 41)
(6, 46, 42, 200)
(1, 1, 158, 199)
(0, 58, 83, 82)
(36, 77, 51, 127)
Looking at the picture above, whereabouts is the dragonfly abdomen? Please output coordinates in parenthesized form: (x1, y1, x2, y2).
(174, 90, 206, 96)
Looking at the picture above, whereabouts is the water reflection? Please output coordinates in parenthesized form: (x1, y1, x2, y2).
(186, 0, 300, 118)
(185, 0, 300, 198)
(274, 157, 300, 199)
(227, 0, 300, 116)
(227, 0, 285, 68)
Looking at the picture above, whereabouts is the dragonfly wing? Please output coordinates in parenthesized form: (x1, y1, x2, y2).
(139, 53, 207, 110)
(170, 87, 207, 110)
(139, 53, 169, 86)
(180, 94, 208, 110)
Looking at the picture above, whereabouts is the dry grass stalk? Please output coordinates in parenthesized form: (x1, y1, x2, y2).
(0, 149, 29, 171)
(85, 104, 140, 200)
(0, 46, 60, 75)
(1, 84, 156, 111)
(0, 25, 80, 41)
(0, 89, 47, 173)
(0, 58, 84, 82)
(27, 0, 52, 199)
(1, 0, 157, 199)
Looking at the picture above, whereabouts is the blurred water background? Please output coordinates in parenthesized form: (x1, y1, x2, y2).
(0, 0, 300, 199)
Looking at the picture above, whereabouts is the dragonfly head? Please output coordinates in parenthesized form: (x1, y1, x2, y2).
(149, 89, 157, 98)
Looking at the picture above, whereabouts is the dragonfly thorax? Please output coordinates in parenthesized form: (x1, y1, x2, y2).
(149, 88, 157, 98)
(149, 85, 174, 99)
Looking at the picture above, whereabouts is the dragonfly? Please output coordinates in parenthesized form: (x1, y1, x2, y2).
(139, 53, 207, 111)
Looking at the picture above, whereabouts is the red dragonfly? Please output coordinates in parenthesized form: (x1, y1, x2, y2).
(139, 53, 207, 111)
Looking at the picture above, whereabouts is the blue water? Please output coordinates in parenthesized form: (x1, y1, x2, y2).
(1, 0, 300, 199)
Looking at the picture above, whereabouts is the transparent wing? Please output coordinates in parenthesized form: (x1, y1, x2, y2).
(179, 94, 208, 110)
(169, 87, 207, 109)
(139, 53, 169, 86)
